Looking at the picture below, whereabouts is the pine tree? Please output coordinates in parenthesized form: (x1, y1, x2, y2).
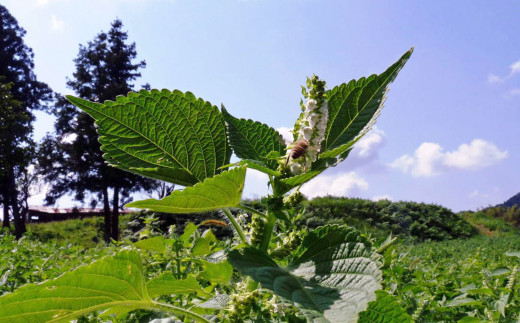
(39, 19, 156, 242)
(0, 5, 52, 238)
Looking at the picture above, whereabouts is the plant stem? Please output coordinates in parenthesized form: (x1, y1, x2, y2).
(222, 208, 248, 245)
(260, 210, 276, 252)
(239, 204, 267, 219)
(175, 246, 182, 279)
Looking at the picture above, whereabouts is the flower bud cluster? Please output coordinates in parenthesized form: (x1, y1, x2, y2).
(271, 230, 302, 260)
(248, 214, 265, 246)
(283, 190, 305, 208)
(288, 75, 328, 175)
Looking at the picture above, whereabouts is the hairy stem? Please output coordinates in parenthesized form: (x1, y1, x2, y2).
(222, 208, 248, 244)
(239, 204, 267, 219)
(260, 210, 276, 252)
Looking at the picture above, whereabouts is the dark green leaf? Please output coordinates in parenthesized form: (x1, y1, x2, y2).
(228, 225, 382, 322)
(67, 89, 232, 186)
(323, 49, 413, 155)
(221, 106, 286, 170)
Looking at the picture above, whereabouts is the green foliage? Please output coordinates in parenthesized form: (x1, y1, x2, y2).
(229, 225, 382, 322)
(0, 231, 112, 295)
(126, 167, 246, 213)
(221, 106, 286, 170)
(0, 249, 209, 323)
(4, 48, 416, 322)
(473, 205, 520, 228)
(382, 230, 520, 322)
(26, 216, 106, 247)
(300, 197, 477, 241)
(358, 291, 412, 323)
(462, 210, 518, 235)
(66, 88, 232, 186)
(1, 3, 53, 236)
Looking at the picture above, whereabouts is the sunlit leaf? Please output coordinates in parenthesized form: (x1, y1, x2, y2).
(126, 166, 246, 213)
(199, 260, 233, 285)
(147, 274, 210, 298)
(0, 250, 209, 323)
(133, 236, 167, 253)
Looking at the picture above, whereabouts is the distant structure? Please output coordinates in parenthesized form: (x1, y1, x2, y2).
(27, 206, 132, 223)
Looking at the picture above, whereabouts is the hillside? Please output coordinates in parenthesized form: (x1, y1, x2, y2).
(501, 191, 520, 208)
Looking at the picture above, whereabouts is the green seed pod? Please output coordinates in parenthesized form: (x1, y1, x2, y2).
(249, 214, 265, 246)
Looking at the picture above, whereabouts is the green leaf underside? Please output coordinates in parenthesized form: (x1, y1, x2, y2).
(0, 250, 208, 323)
(239, 159, 282, 176)
(323, 48, 413, 153)
(147, 274, 210, 298)
(126, 166, 246, 213)
(280, 169, 325, 188)
(221, 106, 286, 170)
(228, 225, 382, 322)
(67, 89, 231, 186)
(358, 291, 412, 323)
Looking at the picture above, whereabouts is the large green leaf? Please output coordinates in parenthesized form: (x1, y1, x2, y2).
(221, 106, 286, 170)
(67, 89, 232, 186)
(126, 166, 246, 213)
(323, 48, 413, 155)
(358, 291, 412, 323)
(147, 274, 211, 298)
(228, 225, 382, 322)
(0, 250, 209, 323)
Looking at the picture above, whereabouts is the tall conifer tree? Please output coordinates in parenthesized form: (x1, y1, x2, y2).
(0, 5, 52, 238)
(39, 19, 155, 242)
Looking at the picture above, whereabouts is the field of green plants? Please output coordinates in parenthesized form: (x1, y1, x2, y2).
(1, 199, 519, 322)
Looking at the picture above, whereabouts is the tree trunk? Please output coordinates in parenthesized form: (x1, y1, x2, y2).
(102, 185, 111, 243)
(2, 188, 10, 228)
(9, 170, 25, 239)
(111, 186, 119, 241)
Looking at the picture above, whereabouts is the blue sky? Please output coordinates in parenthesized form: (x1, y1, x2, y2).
(3, 0, 520, 211)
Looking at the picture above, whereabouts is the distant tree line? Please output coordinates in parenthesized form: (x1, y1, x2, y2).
(1, 4, 163, 241)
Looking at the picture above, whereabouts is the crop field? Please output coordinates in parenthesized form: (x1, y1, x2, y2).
(1, 199, 519, 322)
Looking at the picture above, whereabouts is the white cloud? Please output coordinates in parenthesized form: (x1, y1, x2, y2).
(372, 195, 392, 201)
(488, 74, 503, 84)
(300, 172, 368, 199)
(444, 139, 508, 170)
(510, 60, 520, 76)
(276, 126, 293, 145)
(51, 15, 64, 30)
(510, 88, 520, 96)
(469, 190, 488, 199)
(36, 0, 50, 6)
(391, 139, 507, 177)
(355, 127, 386, 158)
